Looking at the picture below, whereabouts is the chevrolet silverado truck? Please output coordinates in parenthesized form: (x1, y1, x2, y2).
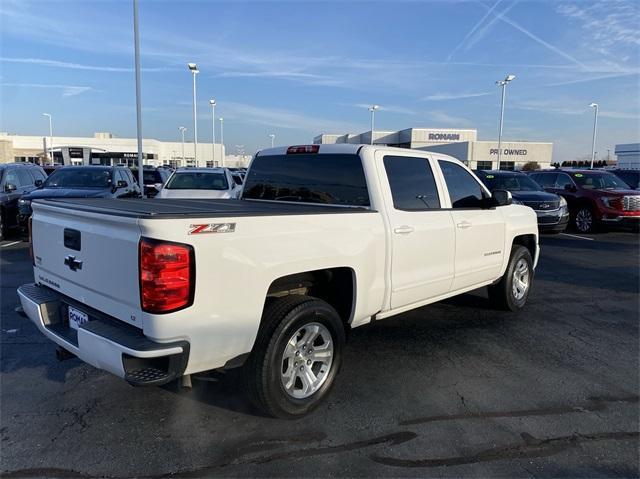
(18, 144, 539, 418)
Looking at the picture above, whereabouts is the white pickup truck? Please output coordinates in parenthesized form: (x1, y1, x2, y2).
(19, 144, 538, 418)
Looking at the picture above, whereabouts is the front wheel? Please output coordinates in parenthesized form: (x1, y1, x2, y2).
(244, 295, 345, 418)
(488, 245, 533, 311)
(574, 206, 596, 233)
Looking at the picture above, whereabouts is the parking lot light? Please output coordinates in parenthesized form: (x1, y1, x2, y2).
(42, 113, 53, 164)
(589, 102, 599, 169)
(268, 133, 275, 148)
(495, 74, 516, 170)
(368, 105, 379, 145)
(179, 126, 187, 165)
(209, 99, 216, 166)
(219, 117, 224, 167)
(188, 63, 199, 167)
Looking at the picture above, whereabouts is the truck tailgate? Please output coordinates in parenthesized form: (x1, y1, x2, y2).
(31, 201, 143, 328)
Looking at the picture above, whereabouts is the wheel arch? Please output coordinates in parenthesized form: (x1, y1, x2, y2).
(264, 267, 356, 328)
(512, 234, 537, 264)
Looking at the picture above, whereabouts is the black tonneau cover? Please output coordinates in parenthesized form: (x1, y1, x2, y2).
(35, 198, 374, 219)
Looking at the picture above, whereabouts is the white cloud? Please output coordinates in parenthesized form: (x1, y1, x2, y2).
(0, 57, 174, 73)
(423, 91, 492, 101)
(513, 100, 638, 120)
(426, 111, 472, 126)
(557, 1, 640, 60)
(1, 82, 93, 97)
(219, 102, 363, 133)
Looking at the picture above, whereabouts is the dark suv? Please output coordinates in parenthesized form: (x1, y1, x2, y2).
(18, 165, 141, 231)
(130, 166, 172, 198)
(475, 170, 569, 233)
(0, 163, 47, 240)
(528, 169, 640, 233)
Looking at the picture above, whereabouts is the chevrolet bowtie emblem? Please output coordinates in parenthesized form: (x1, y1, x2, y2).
(64, 255, 83, 271)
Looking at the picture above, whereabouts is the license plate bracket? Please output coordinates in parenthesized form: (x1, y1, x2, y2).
(68, 306, 89, 330)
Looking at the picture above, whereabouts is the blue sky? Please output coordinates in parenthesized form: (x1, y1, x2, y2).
(1, 0, 638, 160)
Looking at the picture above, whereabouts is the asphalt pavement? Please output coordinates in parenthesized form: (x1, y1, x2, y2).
(1, 231, 638, 478)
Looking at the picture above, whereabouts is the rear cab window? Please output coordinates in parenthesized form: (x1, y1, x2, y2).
(242, 153, 370, 207)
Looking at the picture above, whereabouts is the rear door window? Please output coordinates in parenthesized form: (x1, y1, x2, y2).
(438, 160, 485, 208)
(243, 154, 370, 207)
(384, 156, 440, 210)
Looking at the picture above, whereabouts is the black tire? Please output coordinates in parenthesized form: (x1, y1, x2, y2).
(573, 205, 597, 234)
(488, 245, 533, 311)
(244, 295, 346, 418)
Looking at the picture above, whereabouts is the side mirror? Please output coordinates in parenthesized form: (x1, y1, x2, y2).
(116, 180, 128, 188)
(4, 183, 17, 193)
(492, 189, 512, 207)
(564, 184, 576, 192)
(34, 179, 43, 187)
(153, 182, 163, 191)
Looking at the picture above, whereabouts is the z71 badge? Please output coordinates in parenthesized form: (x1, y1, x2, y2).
(188, 223, 236, 235)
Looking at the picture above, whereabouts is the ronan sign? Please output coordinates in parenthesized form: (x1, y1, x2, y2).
(428, 133, 461, 141)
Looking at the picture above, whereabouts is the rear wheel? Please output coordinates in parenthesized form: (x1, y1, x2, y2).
(244, 295, 345, 418)
(574, 206, 596, 233)
(488, 245, 533, 311)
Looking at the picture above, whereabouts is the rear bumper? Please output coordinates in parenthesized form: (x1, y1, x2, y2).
(18, 283, 189, 386)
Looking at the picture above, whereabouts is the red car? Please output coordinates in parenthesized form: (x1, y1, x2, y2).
(528, 169, 640, 233)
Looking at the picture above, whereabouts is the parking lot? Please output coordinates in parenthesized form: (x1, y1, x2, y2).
(1, 231, 638, 478)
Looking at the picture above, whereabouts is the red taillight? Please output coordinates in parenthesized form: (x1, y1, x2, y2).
(139, 238, 194, 314)
(287, 145, 319, 154)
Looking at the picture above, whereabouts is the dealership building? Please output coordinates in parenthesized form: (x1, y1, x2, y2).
(0, 132, 245, 168)
(314, 127, 553, 170)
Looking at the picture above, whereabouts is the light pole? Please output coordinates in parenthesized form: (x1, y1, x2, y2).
(589, 102, 599, 169)
(495, 74, 516, 170)
(179, 126, 187, 165)
(368, 105, 379, 145)
(219, 117, 224, 166)
(209, 99, 216, 166)
(133, 0, 144, 188)
(268, 134, 275, 148)
(42, 113, 53, 164)
(188, 63, 199, 166)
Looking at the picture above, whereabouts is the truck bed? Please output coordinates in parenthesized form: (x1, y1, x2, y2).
(35, 198, 375, 219)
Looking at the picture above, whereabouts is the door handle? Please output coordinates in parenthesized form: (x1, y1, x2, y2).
(456, 221, 472, 229)
(394, 225, 414, 234)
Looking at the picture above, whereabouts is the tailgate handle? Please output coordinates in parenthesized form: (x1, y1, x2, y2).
(64, 228, 81, 251)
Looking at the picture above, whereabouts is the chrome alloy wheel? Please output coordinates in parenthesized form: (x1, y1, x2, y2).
(280, 322, 334, 399)
(575, 208, 593, 233)
(512, 258, 530, 301)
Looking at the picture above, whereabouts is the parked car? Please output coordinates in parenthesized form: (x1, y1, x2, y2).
(19, 144, 538, 418)
(0, 163, 47, 240)
(610, 169, 639, 190)
(528, 169, 640, 233)
(17, 165, 141, 231)
(130, 166, 172, 198)
(475, 170, 569, 234)
(156, 168, 239, 199)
